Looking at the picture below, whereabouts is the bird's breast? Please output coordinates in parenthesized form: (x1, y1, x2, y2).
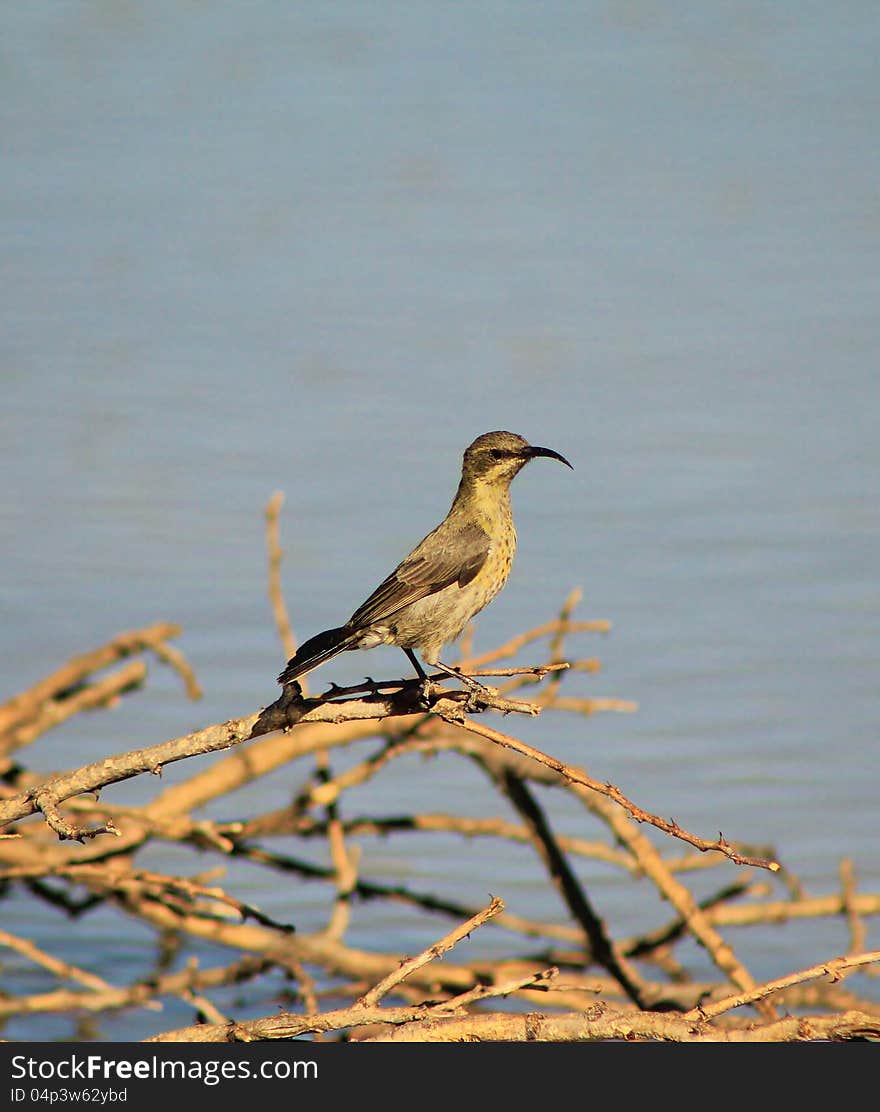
(479, 530, 514, 602)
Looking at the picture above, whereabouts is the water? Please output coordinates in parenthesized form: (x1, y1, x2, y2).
(2, 3, 878, 1039)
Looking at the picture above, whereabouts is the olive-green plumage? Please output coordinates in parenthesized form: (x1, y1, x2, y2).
(277, 431, 572, 689)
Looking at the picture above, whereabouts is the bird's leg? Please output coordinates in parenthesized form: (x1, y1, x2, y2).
(403, 648, 434, 708)
(432, 659, 494, 697)
(404, 650, 493, 707)
(404, 648, 429, 682)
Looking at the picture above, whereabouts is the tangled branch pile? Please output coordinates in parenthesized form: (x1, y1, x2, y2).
(1, 498, 878, 1043)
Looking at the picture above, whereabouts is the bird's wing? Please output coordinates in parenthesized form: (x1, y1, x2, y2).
(349, 521, 491, 628)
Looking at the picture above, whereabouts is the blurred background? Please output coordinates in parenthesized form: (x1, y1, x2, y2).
(2, 3, 878, 1038)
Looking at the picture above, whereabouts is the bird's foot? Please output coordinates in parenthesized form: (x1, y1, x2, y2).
(463, 678, 508, 713)
(431, 664, 499, 711)
(416, 677, 438, 711)
(462, 687, 491, 713)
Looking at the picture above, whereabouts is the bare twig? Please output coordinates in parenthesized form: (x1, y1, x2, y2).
(359, 896, 505, 1006)
(362, 1007, 880, 1043)
(0, 661, 148, 758)
(488, 768, 650, 1007)
(687, 951, 880, 1022)
(265, 491, 297, 663)
(840, 859, 868, 963)
(437, 711, 780, 873)
(0, 929, 116, 995)
(0, 955, 271, 1021)
(460, 617, 612, 670)
(0, 623, 198, 744)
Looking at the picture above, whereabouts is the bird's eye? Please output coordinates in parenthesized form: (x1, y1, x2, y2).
(489, 448, 506, 460)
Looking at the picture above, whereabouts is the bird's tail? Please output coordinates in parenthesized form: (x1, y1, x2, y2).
(277, 625, 358, 686)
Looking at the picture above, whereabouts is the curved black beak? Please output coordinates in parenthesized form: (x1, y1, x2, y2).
(527, 445, 573, 470)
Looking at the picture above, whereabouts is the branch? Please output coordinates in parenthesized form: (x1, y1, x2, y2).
(0, 623, 198, 744)
(488, 769, 650, 1007)
(0, 929, 116, 996)
(264, 491, 297, 662)
(0, 661, 148, 759)
(359, 896, 505, 1006)
(0, 955, 271, 1022)
(362, 1007, 880, 1043)
(1, 694, 414, 838)
(439, 711, 780, 873)
(460, 617, 611, 670)
(687, 951, 880, 1022)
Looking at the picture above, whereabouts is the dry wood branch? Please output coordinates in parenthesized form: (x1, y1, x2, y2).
(0, 623, 198, 745)
(39, 865, 296, 934)
(159, 841, 589, 945)
(620, 878, 755, 958)
(0, 699, 407, 839)
(561, 762, 773, 1015)
(436, 965, 560, 1013)
(687, 951, 880, 1022)
(149, 1001, 428, 1042)
(460, 617, 611, 670)
(359, 896, 505, 1006)
(144, 929, 880, 1043)
(436, 711, 780, 873)
(0, 629, 601, 855)
(32, 792, 122, 843)
(2, 592, 877, 1043)
(265, 492, 356, 961)
(840, 858, 870, 966)
(540, 588, 583, 701)
(0, 929, 115, 995)
(544, 695, 639, 716)
(302, 663, 570, 703)
(0, 661, 148, 758)
(146, 905, 558, 1043)
(0, 955, 272, 1021)
(774, 982, 880, 1017)
(0, 717, 401, 870)
(488, 768, 650, 1007)
(82, 886, 575, 1012)
(0, 676, 555, 842)
(146, 640, 202, 701)
(265, 491, 297, 662)
(362, 1007, 880, 1043)
(696, 891, 880, 929)
(0, 714, 260, 835)
(421, 728, 776, 1015)
(323, 806, 360, 941)
(233, 809, 712, 874)
(8, 804, 877, 1043)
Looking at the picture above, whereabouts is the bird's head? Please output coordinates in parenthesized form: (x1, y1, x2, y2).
(460, 431, 573, 488)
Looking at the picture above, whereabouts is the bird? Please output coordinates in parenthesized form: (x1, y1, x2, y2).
(277, 430, 573, 694)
